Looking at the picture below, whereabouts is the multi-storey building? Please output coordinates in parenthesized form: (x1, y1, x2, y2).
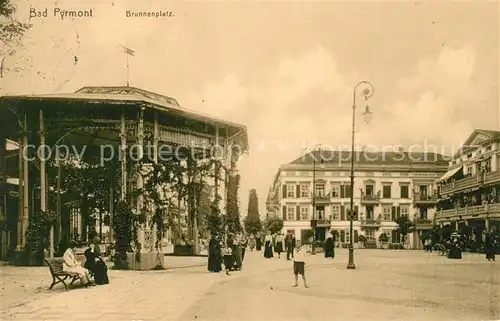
(436, 129, 500, 243)
(267, 150, 448, 249)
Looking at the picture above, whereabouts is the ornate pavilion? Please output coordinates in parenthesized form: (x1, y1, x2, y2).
(0, 86, 248, 268)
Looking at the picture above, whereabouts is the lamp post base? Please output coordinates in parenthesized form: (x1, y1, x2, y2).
(346, 247, 356, 269)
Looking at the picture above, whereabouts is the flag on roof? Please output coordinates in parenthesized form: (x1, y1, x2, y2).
(120, 45, 135, 57)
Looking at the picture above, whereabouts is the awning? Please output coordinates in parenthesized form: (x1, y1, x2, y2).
(436, 166, 463, 183)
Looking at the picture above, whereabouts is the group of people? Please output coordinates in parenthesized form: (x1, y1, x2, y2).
(429, 229, 499, 261)
(207, 231, 249, 275)
(62, 237, 109, 286)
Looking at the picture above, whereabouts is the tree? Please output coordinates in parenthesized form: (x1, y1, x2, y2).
(247, 189, 260, 219)
(264, 216, 283, 234)
(225, 172, 242, 233)
(1, 0, 31, 77)
(394, 215, 414, 245)
(243, 215, 262, 235)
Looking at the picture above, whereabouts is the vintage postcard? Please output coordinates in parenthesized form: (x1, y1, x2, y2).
(0, 0, 499, 320)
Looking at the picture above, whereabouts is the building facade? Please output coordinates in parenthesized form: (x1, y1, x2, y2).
(267, 150, 448, 249)
(436, 129, 500, 244)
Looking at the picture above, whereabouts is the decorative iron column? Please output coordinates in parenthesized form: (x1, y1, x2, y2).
(39, 109, 54, 257)
(152, 111, 159, 250)
(136, 106, 145, 251)
(120, 110, 127, 201)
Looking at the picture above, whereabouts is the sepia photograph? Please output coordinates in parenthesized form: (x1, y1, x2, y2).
(0, 0, 499, 320)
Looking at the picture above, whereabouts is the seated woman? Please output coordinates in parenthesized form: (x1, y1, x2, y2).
(84, 237, 109, 285)
(62, 240, 92, 287)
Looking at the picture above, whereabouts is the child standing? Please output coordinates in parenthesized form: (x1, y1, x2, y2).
(292, 243, 310, 288)
(223, 245, 234, 275)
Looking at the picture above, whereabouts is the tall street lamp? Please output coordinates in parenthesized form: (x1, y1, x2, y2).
(311, 144, 325, 255)
(347, 81, 375, 270)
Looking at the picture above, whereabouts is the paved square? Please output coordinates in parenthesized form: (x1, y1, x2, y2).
(1, 250, 498, 321)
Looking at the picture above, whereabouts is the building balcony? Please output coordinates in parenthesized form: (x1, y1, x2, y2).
(311, 218, 331, 227)
(312, 194, 331, 203)
(435, 203, 500, 221)
(412, 192, 437, 205)
(440, 170, 500, 196)
(414, 218, 434, 230)
(360, 218, 381, 229)
(360, 192, 380, 205)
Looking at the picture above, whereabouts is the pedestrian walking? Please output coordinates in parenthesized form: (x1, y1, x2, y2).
(207, 233, 222, 273)
(292, 242, 310, 288)
(285, 231, 296, 260)
(241, 233, 248, 261)
(223, 245, 234, 275)
(484, 232, 497, 261)
(256, 232, 262, 251)
(324, 232, 335, 259)
(275, 233, 284, 258)
(233, 232, 243, 270)
(264, 231, 273, 258)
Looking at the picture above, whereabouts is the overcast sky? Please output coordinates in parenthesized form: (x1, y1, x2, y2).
(2, 0, 499, 217)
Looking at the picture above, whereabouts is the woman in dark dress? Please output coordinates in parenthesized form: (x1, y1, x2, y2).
(484, 232, 497, 261)
(256, 232, 262, 251)
(447, 233, 463, 260)
(84, 237, 109, 285)
(264, 231, 273, 258)
(324, 234, 335, 258)
(207, 233, 222, 272)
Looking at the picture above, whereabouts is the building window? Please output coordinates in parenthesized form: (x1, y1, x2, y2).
(365, 230, 374, 241)
(400, 185, 409, 198)
(365, 184, 374, 196)
(315, 207, 325, 220)
(342, 184, 352, 198)
(331, 205, 340, 220)
(315, 184, 325, 197)
(287, 184, 296, 198)
(400, 205, 409, 217)
(331, 183, 341, 198)
(484, 159, 492, 173)
(287, 206, 295, 220)
(419, 207, 428, 219)
(466, 164, 473, 175)
(382, 185, 391, 198)
(300, 184, 309, 198)
(382, 205, 391, 221)
(419, 185, 428, 197)
(300, 206, 309, 220)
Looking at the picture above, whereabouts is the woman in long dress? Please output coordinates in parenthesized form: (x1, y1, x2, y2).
(63, 240, 92, 286)
(447, 233, 463, 259)
(484, 232, 497, 261)
(275, 233, 284, 258)
(264, 232, 273, 258)
(207, 233, 222, 272)
(84, 237, 109, 285)
(324, 234, 335, 258)
(233, 232, 243, 270)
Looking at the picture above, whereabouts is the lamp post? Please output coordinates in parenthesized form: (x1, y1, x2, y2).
(311, 144, 325, 255)
(347, 81, 375, 270)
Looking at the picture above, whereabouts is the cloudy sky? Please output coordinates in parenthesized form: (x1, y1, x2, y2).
(2, 0, 499, 216)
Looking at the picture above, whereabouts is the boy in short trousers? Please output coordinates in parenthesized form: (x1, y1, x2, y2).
(293, 243, 309, 288)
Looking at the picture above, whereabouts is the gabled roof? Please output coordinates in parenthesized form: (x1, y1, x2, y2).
(289, 150, 449, 166)
(457, 129, 500, 157)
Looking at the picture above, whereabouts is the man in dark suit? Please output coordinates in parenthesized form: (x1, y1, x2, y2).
(285, 231, 296, 260)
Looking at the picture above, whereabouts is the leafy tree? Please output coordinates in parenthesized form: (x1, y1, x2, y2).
(1, 0, 31, 77)
(394, 215, 414, 245)
(243, 215, 262, 235)
(225, 172, 242, 233)
(378, 232, 389, 243)
(247, 188, 260, 219)
(25, 210, 56, 265)
(264, 216, 283, 234)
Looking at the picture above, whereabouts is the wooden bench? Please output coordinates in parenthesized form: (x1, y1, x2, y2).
(45, 258, 80, 290)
